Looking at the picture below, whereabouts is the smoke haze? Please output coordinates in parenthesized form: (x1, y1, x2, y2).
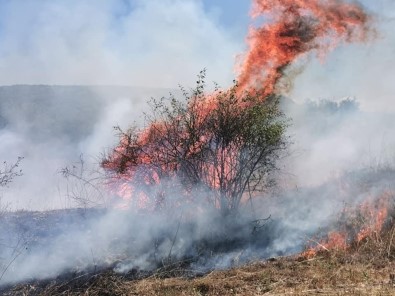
(0, 0, 394, 288)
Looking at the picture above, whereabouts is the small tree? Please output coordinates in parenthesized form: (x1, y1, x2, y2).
(0, 157, 23, 188)
(103, 71, 288, 216)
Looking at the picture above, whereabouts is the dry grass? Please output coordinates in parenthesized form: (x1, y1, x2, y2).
(126, 257, 394, 296)
(5, 253, 395, 295)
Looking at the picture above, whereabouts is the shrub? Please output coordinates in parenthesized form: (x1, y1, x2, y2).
(102, 71, 288, 216)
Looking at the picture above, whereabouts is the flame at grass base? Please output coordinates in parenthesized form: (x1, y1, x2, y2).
(302, 191, 392, 258)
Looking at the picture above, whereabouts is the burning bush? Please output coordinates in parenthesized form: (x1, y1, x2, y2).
(102, 0, 370, 215)
(102, 71, 288, 216)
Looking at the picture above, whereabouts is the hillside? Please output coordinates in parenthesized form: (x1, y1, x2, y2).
(0, 85, 173, 142)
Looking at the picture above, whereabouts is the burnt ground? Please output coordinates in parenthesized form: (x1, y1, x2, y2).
(0, 207, 276, 291)
(2, 252, 395, 295)
(0, 205, 297, 286)
(1, 210, 395, 295)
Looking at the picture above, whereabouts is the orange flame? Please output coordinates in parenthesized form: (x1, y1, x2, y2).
(303, 191, 391, 258)
(303, 231, 348, 258)
(237, 0, 370, 95)
(356, 192, 390, 243)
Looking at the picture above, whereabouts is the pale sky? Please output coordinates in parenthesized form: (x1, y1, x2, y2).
(0, 0, 250, 88)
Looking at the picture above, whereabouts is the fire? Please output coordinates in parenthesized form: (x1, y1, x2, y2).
(103, 0, 371, 207)
(303, 191, 391, 258)
(237, 0, 369, 96)
(356, 192, 390, 243)
(303, 231, 348, 258)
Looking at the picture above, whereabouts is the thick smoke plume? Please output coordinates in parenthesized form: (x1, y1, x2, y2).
(237, 0, 370, 95)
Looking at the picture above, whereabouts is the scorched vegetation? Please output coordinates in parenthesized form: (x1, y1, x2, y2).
(102, 70, 288, 216)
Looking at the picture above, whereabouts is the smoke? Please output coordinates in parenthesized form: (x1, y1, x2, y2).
(0, 0, 395, 289)
(0, 86, 170, 209)
(281, 99, 395, 187)
(1, 153, 393, 286)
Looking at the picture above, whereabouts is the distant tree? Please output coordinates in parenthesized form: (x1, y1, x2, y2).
(306, 98, 359, 115)
(300, 98, 359, 136)
(102, 71, 288, 216)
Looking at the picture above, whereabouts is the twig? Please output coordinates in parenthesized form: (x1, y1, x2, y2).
(252, 215, 271, 233)
(91, 248, 97, 273)
(167, 216, 182, 262)
(49, 272, 92, 292)
(387, 226, 395, 258)
(305, 237, 329, 252)
(0, 236, 27, 283)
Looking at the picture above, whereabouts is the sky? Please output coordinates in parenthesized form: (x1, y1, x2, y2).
(0, 0, 250, 88)
(0, 0, 394, 112)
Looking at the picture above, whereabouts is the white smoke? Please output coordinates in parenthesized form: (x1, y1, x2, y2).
(0, 0, 240, 88)
(0, 86, 173, 209)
